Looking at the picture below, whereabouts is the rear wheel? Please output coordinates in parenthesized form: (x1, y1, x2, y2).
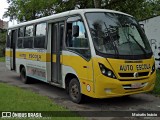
(69, 78, 83, 103)
(20, 67, 29, 84)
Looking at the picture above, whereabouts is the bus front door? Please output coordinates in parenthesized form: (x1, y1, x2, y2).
(10, 30, 17, 70)
(51, 22, 64, 84)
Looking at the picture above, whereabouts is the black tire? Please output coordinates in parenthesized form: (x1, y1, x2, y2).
(20, 67, 29, 84)
(69, 78, 83, 103)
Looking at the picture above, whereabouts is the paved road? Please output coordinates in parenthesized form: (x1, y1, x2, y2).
(0, 62, 160, 120)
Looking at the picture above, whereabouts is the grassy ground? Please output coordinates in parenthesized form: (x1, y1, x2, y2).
(0, 83, 84, 120)
(0, 57, 5, 62)
(151, 70, 160, 96)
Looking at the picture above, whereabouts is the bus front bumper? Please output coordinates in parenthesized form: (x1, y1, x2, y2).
(93, 72, 156, 98)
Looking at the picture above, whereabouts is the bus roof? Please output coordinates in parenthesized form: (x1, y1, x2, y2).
(8, 9, 132, 29)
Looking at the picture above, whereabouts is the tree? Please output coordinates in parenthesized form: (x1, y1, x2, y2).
(55, 0, 94, 13)
(106, 0, 156, 20)
(3, 0, 57, 22)
(0, 29, 7, 57)
(93, 0, 101, 8)
(0, 29, 7, 44)
(3, 0, 160, 22)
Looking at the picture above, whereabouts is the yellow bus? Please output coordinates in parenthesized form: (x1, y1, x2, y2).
(5, 9, 156, 103)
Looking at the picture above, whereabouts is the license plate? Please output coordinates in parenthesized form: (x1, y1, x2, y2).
(131, 83, 142, 88)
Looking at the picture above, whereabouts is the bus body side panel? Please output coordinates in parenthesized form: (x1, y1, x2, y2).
(61, 64, 78, 88)
(61, 50, 95, 97)
(15, 49, 48, 82)
(5, 48, 11, 70)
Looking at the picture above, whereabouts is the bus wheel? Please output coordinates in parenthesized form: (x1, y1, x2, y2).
(20, 67, 29, 84)
(69, 78, 83, 103)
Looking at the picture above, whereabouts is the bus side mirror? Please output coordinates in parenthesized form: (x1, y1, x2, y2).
(73, 25, 79, 37)
(140, 24, 145, 32)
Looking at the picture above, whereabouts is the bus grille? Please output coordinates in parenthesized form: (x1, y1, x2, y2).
(118, 72, 149, 78)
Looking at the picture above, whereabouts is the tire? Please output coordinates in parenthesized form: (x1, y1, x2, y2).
(69, 78, 83, 103)
(20, 67, 29, 84)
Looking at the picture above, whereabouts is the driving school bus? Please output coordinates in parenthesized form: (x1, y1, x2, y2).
(5, 9, 156, 103)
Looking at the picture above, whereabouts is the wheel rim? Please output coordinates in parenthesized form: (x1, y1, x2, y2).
(70, 83, 79, 100)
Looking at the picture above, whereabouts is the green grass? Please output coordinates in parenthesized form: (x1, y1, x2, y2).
(151, 70, 160, 96)
(0, 57, 5, 62)
(0, 83, 84, 120)
(150, 70, 160, 96)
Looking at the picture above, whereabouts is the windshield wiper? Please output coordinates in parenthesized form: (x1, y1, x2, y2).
(128, 33, 147, 54)
(104, 22, 119, 58)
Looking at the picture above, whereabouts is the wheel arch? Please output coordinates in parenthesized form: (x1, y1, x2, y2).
(65, 73, 81, 93)
(19, 64, 25, 73)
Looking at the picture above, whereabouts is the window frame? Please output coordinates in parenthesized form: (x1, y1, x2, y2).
(23, 25, 34, 49)
(17, 27, 24, 49)
(34, 22, 47, 49)
(25, 25, 34, 37)
(65, 15, 91, 60)
(35, 22, 46, 36)
(6, 30, 11, 48)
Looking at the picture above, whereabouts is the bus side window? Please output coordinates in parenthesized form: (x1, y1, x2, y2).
(17, 39, 23, 48)
(60, 24, 64, 51)
(23, 25, 33, 48)
(66, 23, 73, 47)
(17, 27, 24, 48)
(34, 23, 46, 49)
(6, 30, 11, 48)
(66, 19, 91, 59)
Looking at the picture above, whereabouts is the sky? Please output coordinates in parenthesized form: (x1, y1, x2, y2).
(0, 0, 17, 26)
(0, 0, 9, 21)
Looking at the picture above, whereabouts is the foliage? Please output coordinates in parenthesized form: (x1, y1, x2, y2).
(0, 57, 5, 62)
(55, 0, 94, 13)
(105, 0, 156, 20)
(3, 0, 57, 21)
(3, 0, 160, 21)
(151, 70, 160, 95)
(0, 30, 7, 57)
(0, 30, 7, 44)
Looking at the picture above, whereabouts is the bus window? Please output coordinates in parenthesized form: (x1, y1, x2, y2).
(60, 24, 64, 51)
(25, 25, 33, 37)
(66, 18, 90, 59)
(66, 23, 72, 47)
(36, 23, 46, 36)
(23, 38, 33, 48)
(23, 25, 33, 48)
(17, 27, 24, 48)
(18, 27, 24, 37)
(6, 30, 11, 48)
(34, 23, 46, 48)
(17, 39, 23, 48)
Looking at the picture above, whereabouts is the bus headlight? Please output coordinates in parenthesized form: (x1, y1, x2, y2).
(99, 63, 116, 79)
(151, 63, 155, 74)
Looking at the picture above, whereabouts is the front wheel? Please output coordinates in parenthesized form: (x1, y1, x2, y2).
(69, 78, 83, 103)
(20, 67, 29, 84)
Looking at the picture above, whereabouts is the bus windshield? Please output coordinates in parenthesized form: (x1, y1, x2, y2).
(85, 12, 152, 57)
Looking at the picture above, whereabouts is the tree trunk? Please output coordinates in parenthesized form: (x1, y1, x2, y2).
(93, 0, 101, 8)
